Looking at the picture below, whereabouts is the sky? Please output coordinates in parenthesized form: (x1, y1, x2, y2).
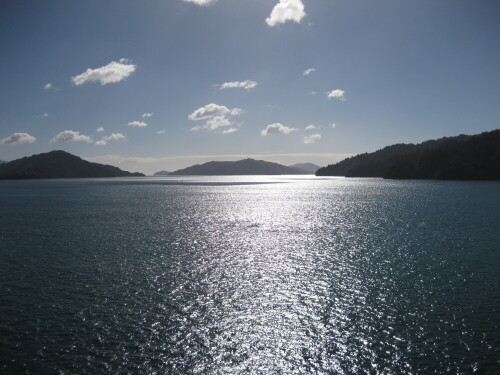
(0, 0, 499, 174)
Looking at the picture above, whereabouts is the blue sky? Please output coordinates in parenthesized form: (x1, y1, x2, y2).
(0, 0, 499, 173)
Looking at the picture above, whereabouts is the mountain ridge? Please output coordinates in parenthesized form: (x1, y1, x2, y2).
(170, 158, 308, 176)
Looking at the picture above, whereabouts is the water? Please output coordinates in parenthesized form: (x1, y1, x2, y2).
(0, 176, 498, 374)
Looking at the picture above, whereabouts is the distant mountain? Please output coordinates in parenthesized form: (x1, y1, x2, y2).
(0, 150, 145, 180)
(170, 158, 308, 175)
(288, 163, 320, 174)
(316, 130, 500, 180)
(153, 170, 171, 176)
(0, 160, 6, 164)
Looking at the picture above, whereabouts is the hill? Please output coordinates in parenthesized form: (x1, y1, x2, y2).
(153, 170, 171, 176)
(0, 160, 6, 164)
(0, 150, 145, 180)
(316, 130, 500, 180)
(170, 158, 307, 175)
(288, 163, 320, 174)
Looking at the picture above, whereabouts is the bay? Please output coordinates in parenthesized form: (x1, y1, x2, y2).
(0, 176, 499, 374)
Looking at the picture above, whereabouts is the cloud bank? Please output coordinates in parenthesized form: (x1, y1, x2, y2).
(266, 0, 306, 27)
(261, 123, 296, 136)
(1, 133, 36, 145)
(72, 59, 136, 86)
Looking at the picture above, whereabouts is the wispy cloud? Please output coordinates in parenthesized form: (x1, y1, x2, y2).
(222, 128, 238, 134)
(261, 123, 297, 136)
(128, 121, 148, 127)
(37, 113, 49, 118)
(305, 124, 317, 130)
(97, 127, 105, 132)
(95, 133, 126, 146)
(303, 68, 315, 76)
(182, 0, 216, 5)
(52, 130, 92, 143)
(71, 58, 136, 86)
(1, 133, 36, 145)
(327, 89, 346, 101)
(331, 123, 337, 128)
(44, 83, 57, 90)
(266, 0, 306, 27)
(157, 130, 166, 135)
(303, 133, 321, 144)
(218, 80, 258, 91)
(142, 112, 153, 118)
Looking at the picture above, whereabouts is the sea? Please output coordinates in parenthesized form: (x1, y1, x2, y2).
(0, 176, 498, 374)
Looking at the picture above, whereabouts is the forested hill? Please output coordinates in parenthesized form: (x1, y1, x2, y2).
(0, 150, 145, 180)
(316, 130, 500, 180)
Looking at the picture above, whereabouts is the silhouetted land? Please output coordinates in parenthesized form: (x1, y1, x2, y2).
(0, 150, 144, 180)
(288, 163, 320, 174)
(170, 158, 308, 175)
(316, 130, 500, 180)
(153, 170, 171, 176)
(0, 160, 6, 164)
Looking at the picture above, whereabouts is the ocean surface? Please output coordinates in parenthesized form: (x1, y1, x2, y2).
(0, 176, 499, 374)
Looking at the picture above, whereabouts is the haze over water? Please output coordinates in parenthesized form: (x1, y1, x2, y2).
(0, 176, 499, 374)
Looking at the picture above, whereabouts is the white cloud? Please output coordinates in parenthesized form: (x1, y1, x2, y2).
(142, 112, 153, 118)
(182, 0, 216, 5)
(189, 103, 231, 121)
(1, 133, 36, 145)
(157, 130, 166, 134)
(222, 128, 238, 134)
(266, 0, 306, 27)
(303, 134, 321, 144)
(219, 80, 258, 91)
(95, 140, 107, 146)
(128, 121, 148, 127)
(97, 127, 105, 132)
(261, 123, 297, 136)
(44, 83, 56, 90)
(327, 89, 346, 101)
(230, 108, 244, 116)
(71, 59, 136, 86)
(189, 103, 243, 133)
(37, 113, 49, 118)
(331, 123, 337, 128)
(309, 91, 317, 96)
(205, 116, 232, 130)
(303, 68, 315, 76)
(104, 133, 126, 141)
(52, 130, 92, 143)
(305, 124, 317, 130)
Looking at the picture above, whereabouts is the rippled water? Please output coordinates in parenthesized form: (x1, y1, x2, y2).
(0, 176, 499, 374)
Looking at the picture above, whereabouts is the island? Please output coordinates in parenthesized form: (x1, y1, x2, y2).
(169, 158, 309, 175)
(0, 150, 145, 180)
(316, 129, 500, 180)
(153, 170, 171, 176)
